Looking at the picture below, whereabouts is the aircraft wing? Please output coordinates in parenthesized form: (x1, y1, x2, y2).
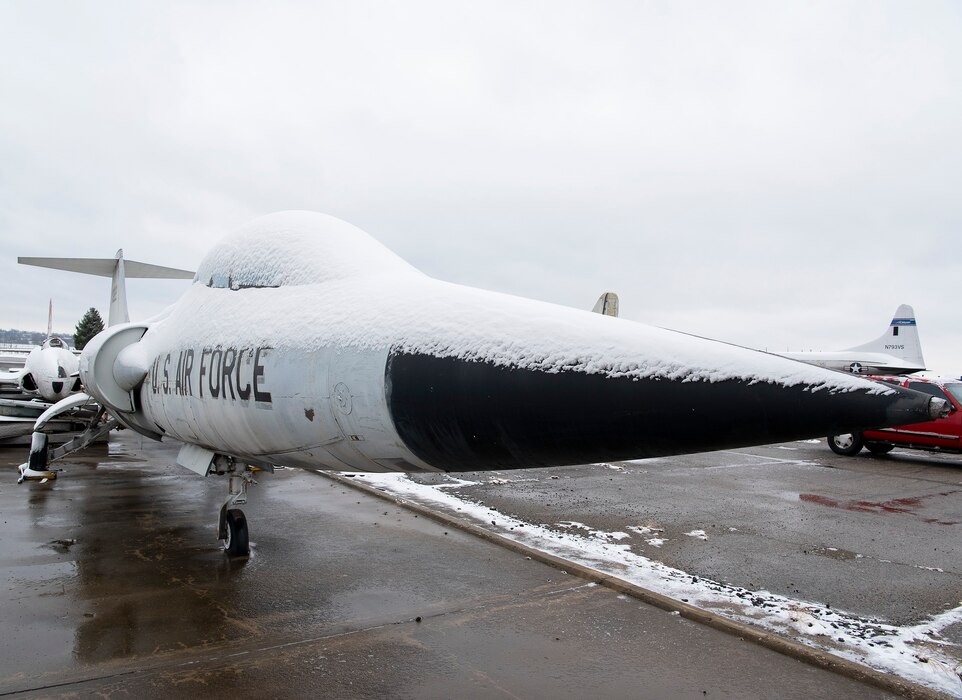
(0, 368, 24, 386)
(0, 396, 52, 416)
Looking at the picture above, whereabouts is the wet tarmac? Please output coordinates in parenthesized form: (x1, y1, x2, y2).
(0, 432, 949, 698)
(416, 441, 962, 627)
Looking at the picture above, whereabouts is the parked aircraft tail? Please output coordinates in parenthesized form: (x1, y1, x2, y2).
(19, 251, 194, 327)
(845, 304, 925, 369)
(591, 292, 619, 317)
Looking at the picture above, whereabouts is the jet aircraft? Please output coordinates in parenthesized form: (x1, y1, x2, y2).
(0, 301, 81, 403)
(21, 212, 948, 556)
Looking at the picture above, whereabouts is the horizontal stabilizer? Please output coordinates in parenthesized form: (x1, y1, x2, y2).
(20, 250, 193, 327)
(18, 257, 194, 279)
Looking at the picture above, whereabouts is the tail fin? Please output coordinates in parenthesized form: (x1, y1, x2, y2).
(846, 304, 925, 368)
(591, 292, 620, 317)
(19, 251, 194, 327)
(111, 250, 129, 326)
(46, 299, 53, 338)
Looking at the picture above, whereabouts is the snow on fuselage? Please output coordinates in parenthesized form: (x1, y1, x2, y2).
(86, 211, 943, 473)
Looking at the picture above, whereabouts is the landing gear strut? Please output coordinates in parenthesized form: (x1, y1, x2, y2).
(216, 459, 257, 557)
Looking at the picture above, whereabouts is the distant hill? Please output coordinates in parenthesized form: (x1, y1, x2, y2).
(0, 328, 75, 349)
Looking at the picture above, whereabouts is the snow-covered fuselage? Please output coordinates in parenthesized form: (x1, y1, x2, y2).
(80, 212, 946, 474)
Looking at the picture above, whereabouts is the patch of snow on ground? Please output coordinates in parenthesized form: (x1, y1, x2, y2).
(685, 529, 709, 540)
(628, 525, 663, 536)
(484, 476, 541, 485)
(433, 477, 481, 489)
(556, 521, 629, 541)
(358, 472, 962, 697)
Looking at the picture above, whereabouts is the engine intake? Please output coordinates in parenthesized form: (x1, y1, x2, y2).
(79, 323, 162, 440)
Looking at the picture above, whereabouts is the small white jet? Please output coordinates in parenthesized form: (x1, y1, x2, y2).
(20, 335, 80, 402)
(21, 212, 947, 556)
(778, 304, 926, 375)
(0, 301, 81, 403)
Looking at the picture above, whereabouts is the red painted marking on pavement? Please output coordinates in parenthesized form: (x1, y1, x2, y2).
(799, 492, 959, 525)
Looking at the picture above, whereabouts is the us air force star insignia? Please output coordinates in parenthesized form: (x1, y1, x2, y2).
(849, 362, 863, 374)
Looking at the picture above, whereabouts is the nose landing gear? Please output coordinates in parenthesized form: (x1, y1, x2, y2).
(216, 460, 259, 557)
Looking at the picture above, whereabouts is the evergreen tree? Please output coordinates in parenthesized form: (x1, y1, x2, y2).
(74, 308, 105, 350)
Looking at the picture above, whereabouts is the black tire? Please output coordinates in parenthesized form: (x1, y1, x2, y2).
(865, 442, 894, 455)
(224, 509, 250, 556)
(828, 433, 863, 456)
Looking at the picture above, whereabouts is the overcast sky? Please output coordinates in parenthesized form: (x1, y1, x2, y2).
(2, 1, 960, 372)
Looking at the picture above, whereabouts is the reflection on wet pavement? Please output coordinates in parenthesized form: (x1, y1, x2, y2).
(0, 432, 923, 698)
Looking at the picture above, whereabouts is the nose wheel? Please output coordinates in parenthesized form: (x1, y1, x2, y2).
(223, 508, 249, 556)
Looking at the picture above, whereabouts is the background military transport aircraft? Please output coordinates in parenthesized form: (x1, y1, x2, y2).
(19, 212, 947, 556)
(590, 296, 925, 376)
(778, 304, 926, 375)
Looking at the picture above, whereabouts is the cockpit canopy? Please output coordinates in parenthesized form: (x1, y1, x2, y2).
(193, 211, 416, 290)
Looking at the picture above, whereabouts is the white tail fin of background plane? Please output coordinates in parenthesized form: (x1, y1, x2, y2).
(18, 251, 194, 327)
(591, 292, 619, 317)
(845, 303, 925, 368)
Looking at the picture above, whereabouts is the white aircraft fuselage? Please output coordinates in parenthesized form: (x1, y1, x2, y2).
(77, 212, 945, 476)
(20, 338, 79, 403)
(779, 351, 924, 376)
